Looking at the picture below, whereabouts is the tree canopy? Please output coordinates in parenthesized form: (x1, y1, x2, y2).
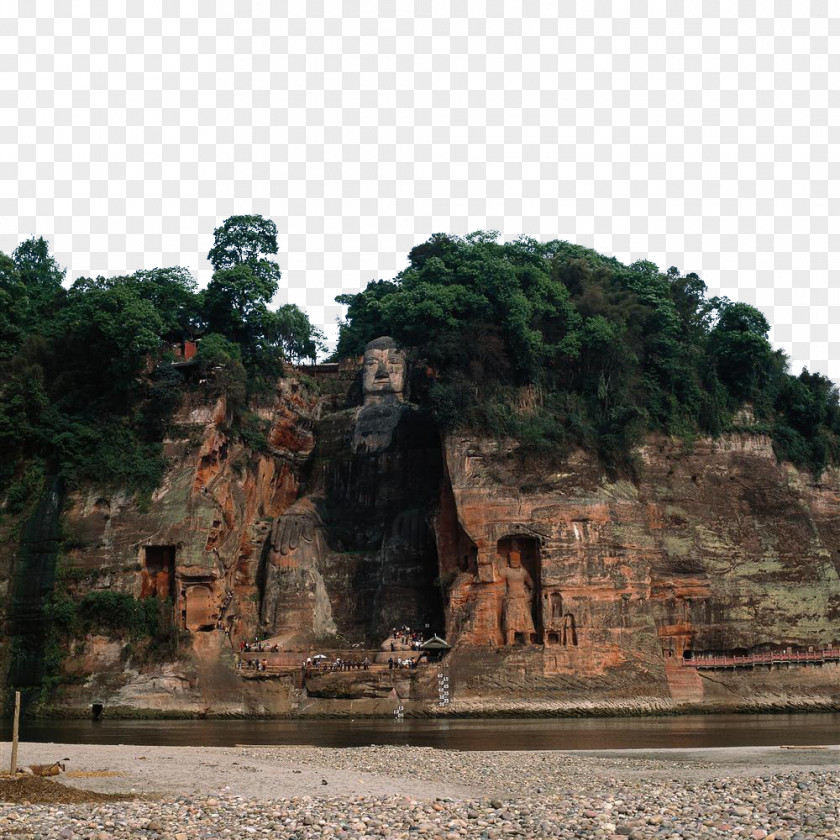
(336, 233, 839, 476)
(1, 225, 836, 510)
(0, 219, 324, 503)
(204, 215, 324, 382)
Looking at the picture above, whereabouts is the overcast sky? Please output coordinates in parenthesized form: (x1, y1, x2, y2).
(2, 2, 837, 378)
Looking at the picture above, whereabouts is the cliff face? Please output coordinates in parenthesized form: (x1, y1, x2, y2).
(63, 377, 318, 622)
(437, 432, 840, 710)
(3, 362, 839, 717)
(259, 401, 444, 649)
(1, 375, 320, 714)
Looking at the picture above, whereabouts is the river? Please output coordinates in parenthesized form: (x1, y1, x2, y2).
(8, 713, 840, 750)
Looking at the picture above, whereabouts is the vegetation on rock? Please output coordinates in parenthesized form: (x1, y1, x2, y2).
(1, 223, 837, 509)
(336, 232, 840, 476)
(38, 589, 184, 698)
(0, 217, 324, 500)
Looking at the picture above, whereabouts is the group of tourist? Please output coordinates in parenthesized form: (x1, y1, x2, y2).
(239, 639, 279, 653)
(388, 656, 420, 670)
(231, 625, 445, 679)
(236, 657, 269, 672)
(301, 656, 371, 674)
(391, 625, 424, 650)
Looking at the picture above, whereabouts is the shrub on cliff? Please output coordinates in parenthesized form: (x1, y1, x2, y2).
(336, 232, 839, 476)
(39, 591, 184, 685)
(78, 591, 182, 658)
(0, 217, 325, 500)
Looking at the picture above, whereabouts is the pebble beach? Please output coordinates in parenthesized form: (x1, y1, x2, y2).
(1, 741, 838, 839)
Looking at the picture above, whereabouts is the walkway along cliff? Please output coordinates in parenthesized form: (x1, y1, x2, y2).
(2, 340, 839, 717)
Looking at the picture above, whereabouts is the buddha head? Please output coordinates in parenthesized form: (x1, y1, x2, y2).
(362, 337, 407, 405)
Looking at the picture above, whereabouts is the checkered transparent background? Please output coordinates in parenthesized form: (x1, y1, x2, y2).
(1, 1, 838, 378)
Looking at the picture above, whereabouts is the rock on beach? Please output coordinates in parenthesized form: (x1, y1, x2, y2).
(0, 742, 838, 839)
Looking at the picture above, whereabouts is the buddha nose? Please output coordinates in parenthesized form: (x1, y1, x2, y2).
(374, 360, 389, 380)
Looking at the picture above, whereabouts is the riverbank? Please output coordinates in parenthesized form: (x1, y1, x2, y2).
(1, 742, 838, 838)
(31, 692, 840, 720)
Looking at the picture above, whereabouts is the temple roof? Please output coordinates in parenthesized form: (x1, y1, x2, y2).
(420, 635, 451, 649)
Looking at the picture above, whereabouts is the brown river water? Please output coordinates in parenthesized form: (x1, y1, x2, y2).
(8, 713, 840, 750)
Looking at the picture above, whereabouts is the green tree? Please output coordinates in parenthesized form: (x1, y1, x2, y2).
(0, 253, 25, 359)
(53, 275, 164, 413)
(335, 231, 840, 477)
(12, 236, 66, 326)
(202, 263, 276, 344)
(207, 214, 280, 269)
(129, 267, 200, 341)
(709, 301, 776, 401)
(204, 215, 323, 378)
(195, 332, 247, 407)
(204, 214, 283, 358)
(272, 304, 325, 363)
(335, 280, 400, 358)
(207, 214, 282, 291)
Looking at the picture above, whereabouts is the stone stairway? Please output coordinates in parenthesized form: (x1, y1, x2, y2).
(664, 661, 704, 704)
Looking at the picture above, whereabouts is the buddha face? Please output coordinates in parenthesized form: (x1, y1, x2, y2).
(362, 337, 406, 404)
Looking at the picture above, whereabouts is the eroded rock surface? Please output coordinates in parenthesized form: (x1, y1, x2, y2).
(259, 339, 444, 648)
(3, 345, 839, 716)
(437, 432, 840, 709)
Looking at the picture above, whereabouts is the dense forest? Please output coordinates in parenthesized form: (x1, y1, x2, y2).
(336, 232, 840, 477)
(1, 219, 838, 516)
(0, 215, 324, 505)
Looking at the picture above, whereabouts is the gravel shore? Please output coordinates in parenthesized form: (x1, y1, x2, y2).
(1, 741, 838, 839)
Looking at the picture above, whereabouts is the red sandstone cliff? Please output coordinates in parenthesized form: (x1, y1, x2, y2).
(7, 365, 840, 717)
(435, 431, 840, 713)
(35, 375, 320, 715)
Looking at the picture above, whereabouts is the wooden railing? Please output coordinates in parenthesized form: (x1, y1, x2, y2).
(681, 649, 840, 669)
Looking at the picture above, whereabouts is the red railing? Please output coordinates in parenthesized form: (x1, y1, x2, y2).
(682, 649, 840, 669)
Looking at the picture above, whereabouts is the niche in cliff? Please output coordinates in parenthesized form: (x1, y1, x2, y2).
(140, 545, 176, 599)
(497, 535, 543, 645)
(178, 575, 218, 632)
(259, 399, 447, 647)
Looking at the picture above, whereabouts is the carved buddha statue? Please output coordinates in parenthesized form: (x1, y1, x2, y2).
(499, 550, 537, 645)
(261, 337, 413, 640)
(353, 337, 409, 454)
(259, 496, 336, 643)
(361, 336, 406, 405)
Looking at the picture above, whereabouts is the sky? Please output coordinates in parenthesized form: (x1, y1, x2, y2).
(1, 1, 838, 379)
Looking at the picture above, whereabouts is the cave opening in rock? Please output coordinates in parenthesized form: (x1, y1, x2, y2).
(141, 545, 176, 599)
(180, 580, 216, 632)
(497, 535, 543, 644)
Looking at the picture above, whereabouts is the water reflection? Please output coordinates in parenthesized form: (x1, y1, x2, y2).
(8, 713, 840, 751)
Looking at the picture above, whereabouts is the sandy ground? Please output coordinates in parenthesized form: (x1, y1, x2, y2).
(3, 741, 838, 801)
(1, 742, 475, 800)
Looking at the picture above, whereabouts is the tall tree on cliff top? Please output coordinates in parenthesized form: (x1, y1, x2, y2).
(13, 236, 66, 326)
(203, 214, 322, 377)
(204, 215, 281, 340)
